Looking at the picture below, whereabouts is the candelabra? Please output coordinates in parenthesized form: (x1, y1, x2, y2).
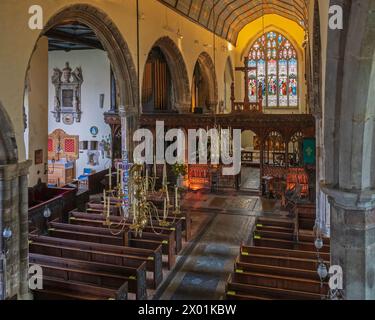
(102, 162, 180, 237)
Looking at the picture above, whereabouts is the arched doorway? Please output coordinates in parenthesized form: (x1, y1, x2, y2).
(191, 52, 218, 114)
(142, 37, 191, 113)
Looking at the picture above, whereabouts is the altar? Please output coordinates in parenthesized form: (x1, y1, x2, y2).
(47, 129, 79, 187)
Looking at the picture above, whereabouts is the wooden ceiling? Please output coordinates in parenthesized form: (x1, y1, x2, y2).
(158, 0, 308, 44)
(46, 23, 103, 51)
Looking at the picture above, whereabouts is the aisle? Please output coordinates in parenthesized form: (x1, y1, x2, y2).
(157, 211, 256, 300)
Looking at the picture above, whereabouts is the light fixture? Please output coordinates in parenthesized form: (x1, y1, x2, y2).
(176, 29, 183, 40)
(2, 228, 12, 240)
(43, 206, 52, 218)
(314, 237, 323, 250)
(317, 261, 328, 281)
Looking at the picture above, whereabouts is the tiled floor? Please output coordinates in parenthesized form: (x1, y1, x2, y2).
(240, 166, 260, 191)
(156, 192, 264, 300)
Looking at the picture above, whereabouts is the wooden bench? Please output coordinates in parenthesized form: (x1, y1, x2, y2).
(226, 274, 323, 300)
(29, 239, 161, 289)
(68, 212, 177, 269)
(48, 220, 172, 273)
(69, 211, 183, 254)
(33, 276, 128, 300)
(29, 234, 163, 289)
(228, 269, 327, 295)
(29, 253, 147, 300)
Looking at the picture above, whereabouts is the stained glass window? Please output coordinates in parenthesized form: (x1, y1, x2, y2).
(248, 31, 298, 108)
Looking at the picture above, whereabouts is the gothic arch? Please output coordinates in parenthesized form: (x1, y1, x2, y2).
(194, 52, 219, 112)
(149, 37, 191, 113)
(0, 102, 18, 165)
(34, 4, 139, 114)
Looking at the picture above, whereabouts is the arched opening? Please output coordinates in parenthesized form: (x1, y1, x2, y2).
(11, 4, 138, 300)
(191, 52, 218, 114)
(142, 47, 173, 112)
(23, 5, 138, 188)
(142, 37, 190, 113)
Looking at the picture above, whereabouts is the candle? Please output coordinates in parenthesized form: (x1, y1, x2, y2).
(116, 166, 120, 188)
(162, 161, 167, 187)
(175, 186, 178, 210)
(166, 187, 170, 205)
(107, 195, 110, 218)
(163, 198, 167, 219)
(121, 169, 124, 191)
(153, 156, 157, 177)
(145, 167, 149, 191)
(109, 164, 112, 190)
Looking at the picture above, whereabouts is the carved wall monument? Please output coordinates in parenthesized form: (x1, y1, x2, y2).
(51, 62, 83, 124)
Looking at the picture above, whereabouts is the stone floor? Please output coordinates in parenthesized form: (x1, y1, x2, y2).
(155, 192, 279, 300)
(240, 166, 260, 191)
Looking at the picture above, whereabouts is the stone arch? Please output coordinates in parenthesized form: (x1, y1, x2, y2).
(323, 0, 375, 190)
(149, 37, 191, 113)
(40, 4, 138, 114)
(0, 102, 18, 165)
(193, 52, 219, 113)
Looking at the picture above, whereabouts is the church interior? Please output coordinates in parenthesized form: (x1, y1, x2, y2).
(0, 0, 374, 301)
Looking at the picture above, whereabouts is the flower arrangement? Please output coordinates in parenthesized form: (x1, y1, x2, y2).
(171, 162, 187, 177)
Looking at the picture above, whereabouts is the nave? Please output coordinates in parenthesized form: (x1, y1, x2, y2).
(1, 0, 375, 301)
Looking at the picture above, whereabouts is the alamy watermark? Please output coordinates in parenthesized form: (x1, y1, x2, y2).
(133, 121, 241, 176)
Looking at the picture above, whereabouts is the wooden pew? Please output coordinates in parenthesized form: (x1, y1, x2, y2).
(68, 212, 177, 269)
(48, 220, 175, 270)
(235, 260, 321, 281)
(29, 253, 147, 300)
(239, 246, 329, 270)
(226, 274, 323, 300)
(33, 276, 128, 300)
(47, 221, 128, 246)
(29, 234, 163, 289)
(295, 204, 316, 230)
(227, 269, 327, 295)
(241, 245, 330, 261)
(29, 240, 160, 289)
(69, 211, 183, 254)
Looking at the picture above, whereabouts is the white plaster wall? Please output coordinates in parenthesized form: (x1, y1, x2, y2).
(48, 49, 111, 179)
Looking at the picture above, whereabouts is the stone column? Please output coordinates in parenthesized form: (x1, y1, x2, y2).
(323, 186, 375, 300)
(18, 162, 32, 300)
(0, 160, 31, 300)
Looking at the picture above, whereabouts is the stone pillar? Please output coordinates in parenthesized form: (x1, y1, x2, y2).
(0, 160, 31, 300)
(324, 186, 375, 300)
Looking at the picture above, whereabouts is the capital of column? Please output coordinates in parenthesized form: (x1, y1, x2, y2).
(321, 182, 375, 211)
(0, 160, 32, 181)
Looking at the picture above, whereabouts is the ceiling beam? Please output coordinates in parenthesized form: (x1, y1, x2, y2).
(45, 29, 103, 50)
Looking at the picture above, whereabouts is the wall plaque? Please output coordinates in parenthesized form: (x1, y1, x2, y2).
(51, 62, 83, 124)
